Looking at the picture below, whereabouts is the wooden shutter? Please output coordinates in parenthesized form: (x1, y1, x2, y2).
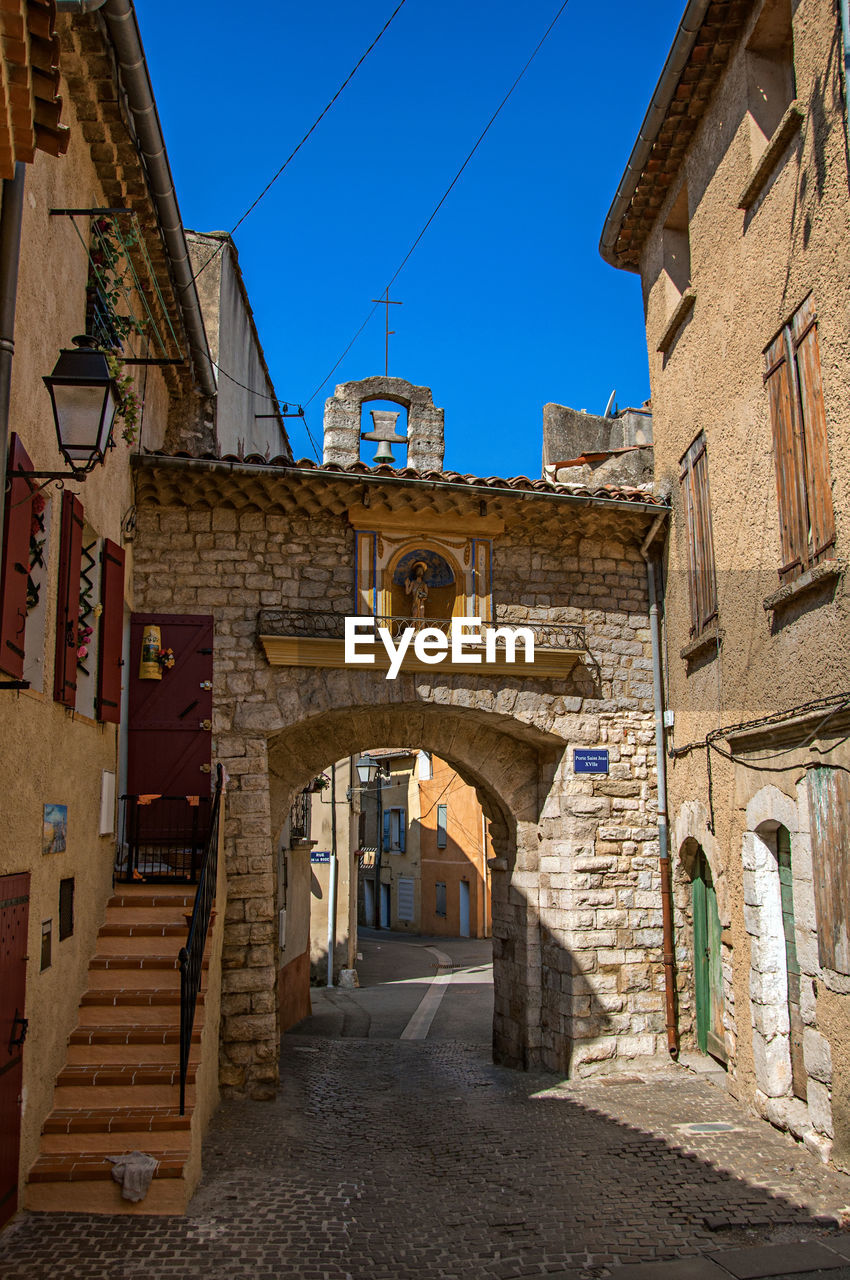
(0, 435, 35, 679)
(679, 436, 718, 635)
(791, 297, 835, 564)
(807, 766, 850, 975)
(96, 539, 125, 723)
(398, 808, 406, 853)
(382, 810, 390, 853)
(53, 490, 83, 707)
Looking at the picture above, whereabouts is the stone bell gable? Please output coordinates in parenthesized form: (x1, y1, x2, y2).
(322, 376, 445, 471)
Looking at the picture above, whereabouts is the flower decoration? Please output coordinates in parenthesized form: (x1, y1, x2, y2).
(157, 647, 175, 672)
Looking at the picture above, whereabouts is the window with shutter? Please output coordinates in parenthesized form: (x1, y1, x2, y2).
(679, 434, 718, 636)
(437, 803, 448, 849)
(0, 435, 36, 679)
(53, 490, 84, 707)
(764, 295, 836, 584)
(97, 539, 125, 723)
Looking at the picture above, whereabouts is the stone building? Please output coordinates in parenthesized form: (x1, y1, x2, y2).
(601, 0, 850, 1166)
(130, 371, 671, 1119)
(0, 0, 288, 1220)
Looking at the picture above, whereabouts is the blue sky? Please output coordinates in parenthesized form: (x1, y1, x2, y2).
(135, 0, 684, 477)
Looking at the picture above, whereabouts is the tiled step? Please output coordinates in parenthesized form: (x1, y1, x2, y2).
(80, 987, 192, 1006)
(99, 923, 187, 942)
(41, 1127, 192, 1155)
(107, 891, 196, 910)
(57, 1064, 196, 1089)
(91, 955, 181, 971)
(55, 1082, 196, 1111)
(70, 1025, 200, 1047)
(43, 1107, 192, 1135)
(25, 1175, 190, 1215)
(67, 1042, 200, 1067)
(29, 1151, 186, 1183)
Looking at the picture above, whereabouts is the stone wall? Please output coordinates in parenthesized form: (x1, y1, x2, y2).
(131, 477, 667, 1095)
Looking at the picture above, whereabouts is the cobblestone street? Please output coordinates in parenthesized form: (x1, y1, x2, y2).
(3, 934, 850, 1279)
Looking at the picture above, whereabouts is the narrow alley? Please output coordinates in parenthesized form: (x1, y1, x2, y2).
(3, 931, 850, 1280)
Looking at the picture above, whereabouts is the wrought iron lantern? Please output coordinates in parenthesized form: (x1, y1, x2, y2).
(42, 335, 121, 475)
(356, 753, 379, 787)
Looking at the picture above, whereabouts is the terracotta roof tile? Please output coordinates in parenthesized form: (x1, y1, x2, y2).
(144, 449, 668, 508)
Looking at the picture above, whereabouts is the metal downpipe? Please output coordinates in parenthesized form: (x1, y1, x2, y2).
(641, 515, 678, 1058)
(0, 164, 27, 595)
(100, 0, 216, 398)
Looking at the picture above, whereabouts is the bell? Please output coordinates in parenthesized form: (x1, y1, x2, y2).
(373, 439, 396, 465)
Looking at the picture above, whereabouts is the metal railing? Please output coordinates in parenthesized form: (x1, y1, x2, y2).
(258, 608, 587, 652)
(178, 763, 224, 1115)
(289, 789, 311, 843)
(117, 793, 212, 883)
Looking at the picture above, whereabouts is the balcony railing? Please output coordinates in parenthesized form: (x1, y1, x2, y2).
(117, 793, 212, 883)
(258, 609, 587, 652)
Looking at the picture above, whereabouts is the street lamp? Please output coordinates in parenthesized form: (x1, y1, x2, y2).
(351, 752, 387, 929)
(42, 335, 121, 475)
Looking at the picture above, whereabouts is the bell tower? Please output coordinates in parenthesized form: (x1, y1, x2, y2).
(322, 375, 445, 472)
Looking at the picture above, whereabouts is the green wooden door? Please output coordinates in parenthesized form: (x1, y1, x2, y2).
(692, 850, 726, 1063)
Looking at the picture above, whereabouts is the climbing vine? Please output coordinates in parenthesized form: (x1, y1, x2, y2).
(88, 217, 145, 447)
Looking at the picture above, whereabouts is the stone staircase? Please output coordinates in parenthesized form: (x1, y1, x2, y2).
(25, 884, 219, 1214)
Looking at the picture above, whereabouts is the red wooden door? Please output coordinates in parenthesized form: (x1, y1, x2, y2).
(0, 873, 30, 1228)
(128, 614, 214, 796)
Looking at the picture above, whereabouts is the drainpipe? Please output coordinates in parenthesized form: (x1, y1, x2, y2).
(98, 1, 216, 397)
(640, 514, 678, 1058)
(0, 163, 27, 594)
(327, 763, 338, 987)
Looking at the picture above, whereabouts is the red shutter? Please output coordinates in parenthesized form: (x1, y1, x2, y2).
(97, 538, 125, 723)
(0, 435, 36, 679)
(53, 490, 84, 707)
(764, 328, 808, 582)
(791, 298, 835, 563)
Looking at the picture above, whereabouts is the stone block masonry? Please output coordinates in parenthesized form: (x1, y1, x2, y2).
(131, 463, 667, 1097)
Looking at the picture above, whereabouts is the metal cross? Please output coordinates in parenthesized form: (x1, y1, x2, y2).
(371, 289, 402, 376)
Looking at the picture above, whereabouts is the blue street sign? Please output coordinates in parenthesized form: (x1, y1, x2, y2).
(574, 749, 609, 774)
(310, 850, 331, 864)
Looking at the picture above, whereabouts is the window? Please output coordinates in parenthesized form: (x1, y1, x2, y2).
(418, 750, 432, 780)
(663, 183, 691, 305)
(746, 0, 795, 159)
(383, 807, 406, 853)
(59, 878, 74, 941)
(41, 920, 52, 971)
(679, 434, 718, 636)
(435, 882, 447, 917)
(764, 296, 835, 584)
(436, 804, 448, 849)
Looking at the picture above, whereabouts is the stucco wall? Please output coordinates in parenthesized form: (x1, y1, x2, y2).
(629, 0, 850, 1162)
(0, 84, 180, 1188)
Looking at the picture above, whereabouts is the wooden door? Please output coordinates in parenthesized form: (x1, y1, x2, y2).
(128, 614, 214, 796)
(0, 873, 30, 1228)
(693, 851, 726, 1063)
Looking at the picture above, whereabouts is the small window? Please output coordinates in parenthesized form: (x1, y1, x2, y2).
(436, 804, 448, 849)
(41, 920, 52, 971)
(386, 807, 406, 853)
(746, 0, 795, 159)
(679, 435, 718, 637)
(59, 878, 74, 941)
(663, 183, 691, 305)
(435, 882, 447, 917)
(418, 751, 432, 780)
(764, 295, 835, 584)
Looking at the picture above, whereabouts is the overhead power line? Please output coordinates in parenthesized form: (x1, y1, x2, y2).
(303, 0, 572, 407)
(189, 0, 410, 287)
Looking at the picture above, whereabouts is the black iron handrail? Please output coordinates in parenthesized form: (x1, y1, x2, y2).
(258, 608, 587, 652)
(178, 763, 224, 1115)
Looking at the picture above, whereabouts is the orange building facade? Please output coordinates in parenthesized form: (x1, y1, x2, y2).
(418, 755, 491, 939)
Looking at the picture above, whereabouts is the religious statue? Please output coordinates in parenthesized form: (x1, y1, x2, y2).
(405, 561, 429, 621)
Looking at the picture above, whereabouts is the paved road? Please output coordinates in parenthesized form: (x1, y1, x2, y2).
(4, 931, 850, 1279)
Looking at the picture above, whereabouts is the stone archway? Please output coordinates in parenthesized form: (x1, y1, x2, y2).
(322, 375, 445, 471)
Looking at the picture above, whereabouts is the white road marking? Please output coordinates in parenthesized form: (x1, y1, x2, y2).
(399, 945, 455, 1040)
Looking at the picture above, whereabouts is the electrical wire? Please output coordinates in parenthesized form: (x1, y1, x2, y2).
(189, 0, 410, 288)
(303, 0, 573, 408)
